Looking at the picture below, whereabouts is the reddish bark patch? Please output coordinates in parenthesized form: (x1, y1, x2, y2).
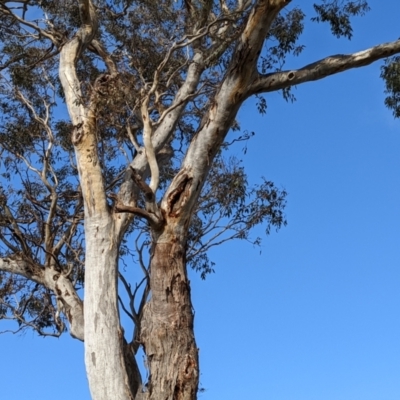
(167, 174, 193, 217)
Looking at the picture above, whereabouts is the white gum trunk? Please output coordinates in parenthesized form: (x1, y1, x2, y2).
(84, 214, 138, 400)
(59, 15, 139, 395)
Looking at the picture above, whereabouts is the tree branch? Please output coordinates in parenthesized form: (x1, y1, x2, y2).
(115, 53, 205, 211)
(137, 18, 225, 195)
(227, 0, 291, 81)
(59, 0, 97, 125)
(88, 39, 118, 75)
(114, 203, 163, 229)
(0, 257, 44, 285)
(0, 257, 85, 340)
(0, 3, 59, 45)
(58, 0, 110, 217)
(159, 1, 290, 222)
(248, 39, 400, 95)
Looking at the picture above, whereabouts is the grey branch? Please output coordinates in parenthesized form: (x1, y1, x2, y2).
(249, 39, 400, 95)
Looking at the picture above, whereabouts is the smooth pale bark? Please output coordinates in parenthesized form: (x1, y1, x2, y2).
(46, 270, 85, 340)
(248, 39, 400, 95)
(68, 121, 141, 398)
(58, 1, 140, 398)
(61, 75, 139, 400)
(84, 214, 140, 399)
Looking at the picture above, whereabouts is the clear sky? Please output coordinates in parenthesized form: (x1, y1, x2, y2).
(1, 1, 399, 399)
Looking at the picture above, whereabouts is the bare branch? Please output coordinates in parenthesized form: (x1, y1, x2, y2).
(12, 88, 59, 258)
(118, 294, 136, 324)
(135, 234, 150, 280)
(118, 271, 148, 326)
(248, 39, 400, 95)
(53, 208, 82, 255)
(0, 3, 59, 45)
(2, 204, 31, 255)
(155, 87, 205, 127)
(0, 314, 63, 338)
(114, 202, 163, 229)
(140, 93, 159, 193)
(88, 39, 118, 75)
(0, 257, 44, 285)
(126, 124, 142, 153)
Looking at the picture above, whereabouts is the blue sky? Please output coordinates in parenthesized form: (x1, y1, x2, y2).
(1, 1, 400, 399)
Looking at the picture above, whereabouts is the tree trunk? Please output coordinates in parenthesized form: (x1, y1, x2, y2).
(84, 214, 141, 400)
(141, 228, 199, 400)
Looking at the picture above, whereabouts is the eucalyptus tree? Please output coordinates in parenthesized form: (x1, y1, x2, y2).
(0, 1, 399, 400)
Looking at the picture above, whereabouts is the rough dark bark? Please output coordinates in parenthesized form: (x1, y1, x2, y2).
(141, 228, 199, 400)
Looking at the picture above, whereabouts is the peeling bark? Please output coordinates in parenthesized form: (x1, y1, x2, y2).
(141, 229, 199, 400)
